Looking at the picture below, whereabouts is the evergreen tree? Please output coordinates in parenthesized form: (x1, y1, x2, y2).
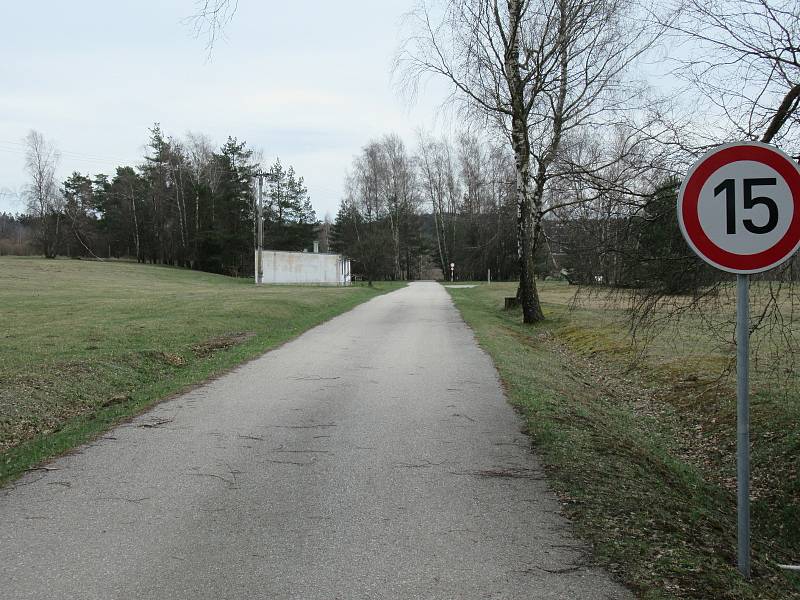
(62, 172, 97, 257)
(264, 159, 317, 251)
(627, 178, 716, 294)
(211, 137, 257, 275)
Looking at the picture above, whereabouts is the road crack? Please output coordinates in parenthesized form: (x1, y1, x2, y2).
(97, 496, 150, 503)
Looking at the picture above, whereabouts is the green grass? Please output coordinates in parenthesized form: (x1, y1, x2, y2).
(446, 281, 800, 600)
(0, 256, 403, 485)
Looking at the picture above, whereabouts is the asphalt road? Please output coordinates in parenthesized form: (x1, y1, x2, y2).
(1, 282, 631, 599)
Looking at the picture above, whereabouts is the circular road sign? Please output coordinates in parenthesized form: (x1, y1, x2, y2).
(678, 142, 800, 274)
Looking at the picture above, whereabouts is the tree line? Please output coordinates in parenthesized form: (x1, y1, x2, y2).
(329, 130, 747, 296)
(331, 132, 517, 284)
(12, 125, 316, 276)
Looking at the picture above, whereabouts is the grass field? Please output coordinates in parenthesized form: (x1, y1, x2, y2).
(0, 257, 401, 485)
(447, 281, 800, 600)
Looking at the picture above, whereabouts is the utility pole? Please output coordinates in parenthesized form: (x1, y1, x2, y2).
(257, 176, 264, 284)
(252, 171, 275, 285)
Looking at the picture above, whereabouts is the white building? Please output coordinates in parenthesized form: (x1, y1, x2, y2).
(254, 248, 351, 285)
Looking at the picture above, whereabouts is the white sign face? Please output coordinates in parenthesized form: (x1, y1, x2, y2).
(696, 161, 793, 255)
(678, 142, 800, 274)
(450, 263, 455, 268)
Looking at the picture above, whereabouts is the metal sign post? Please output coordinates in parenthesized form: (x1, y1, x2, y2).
(736, 273, 750, 578)
(678, 142, 800, 579)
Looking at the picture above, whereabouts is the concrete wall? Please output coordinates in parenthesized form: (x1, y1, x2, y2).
(255, 250, 351, 285)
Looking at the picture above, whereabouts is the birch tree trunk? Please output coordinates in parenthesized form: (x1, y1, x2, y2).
(507, 0, 544, 322)
(129, 186, 141, 263)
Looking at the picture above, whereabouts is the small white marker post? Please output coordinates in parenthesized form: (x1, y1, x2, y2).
(450, 262, 455, 282)
(678, 142, 800, 578)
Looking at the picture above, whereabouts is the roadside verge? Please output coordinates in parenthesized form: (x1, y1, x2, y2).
(445, 282, 798, 600)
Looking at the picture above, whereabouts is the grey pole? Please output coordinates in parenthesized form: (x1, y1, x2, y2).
(257, 176, 264, 285)
(736, 273, 751, 579)
(253, 177, 258, 285)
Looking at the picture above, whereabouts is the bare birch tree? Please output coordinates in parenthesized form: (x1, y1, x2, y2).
(416, 132, 461, 275)
(381, 135, 419, 279)
(186, 132, 220, 266)
(24, 130, 64, 259)
(398, 0, 657, 322)
(336, 136, 423, 282)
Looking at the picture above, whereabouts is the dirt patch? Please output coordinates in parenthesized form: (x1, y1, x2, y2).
(192, 332, 256, 358)
(101, 394, 131, 408)
(158, 352, 186, 367)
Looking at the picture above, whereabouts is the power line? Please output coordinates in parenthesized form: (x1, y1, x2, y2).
(0, 139, 138, 163)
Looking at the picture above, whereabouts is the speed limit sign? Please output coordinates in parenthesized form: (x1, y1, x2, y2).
(678, 141, 800, 579)
(678, 141, 800, 273)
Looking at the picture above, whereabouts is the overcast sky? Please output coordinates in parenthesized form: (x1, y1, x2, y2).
(0, 1, 451, 218)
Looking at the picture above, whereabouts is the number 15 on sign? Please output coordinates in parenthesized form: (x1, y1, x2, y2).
(678, 142, 800, 579)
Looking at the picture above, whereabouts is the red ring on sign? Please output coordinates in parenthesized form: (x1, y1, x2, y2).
(681, 144, 800, 272)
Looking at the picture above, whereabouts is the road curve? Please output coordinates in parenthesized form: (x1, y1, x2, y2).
(1, 282, 631, 599)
